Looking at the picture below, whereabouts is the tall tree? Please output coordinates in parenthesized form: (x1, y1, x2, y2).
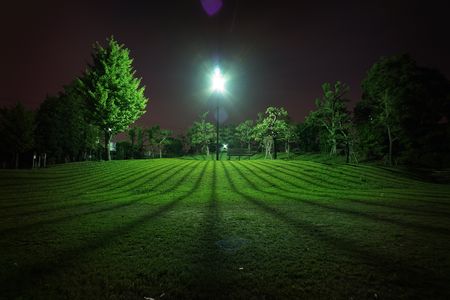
(79, 37, 148, 161)
(282, 123, 298, 157)
(148, 125, 172, 158)
(253, 107, 289, 159)
(236, 120, 254, 150)
(35, 82, 99, 164)
(308, 81, 351, 156)
(128, 126, 137, 158)
(360, 54, 450, 166)
(189, 112, 215, 157)
(0, 103, 34, 168)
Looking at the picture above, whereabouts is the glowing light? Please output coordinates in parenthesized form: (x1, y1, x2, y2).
(211, 67, 225, 93)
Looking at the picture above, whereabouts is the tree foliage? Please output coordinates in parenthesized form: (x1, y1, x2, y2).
(236, 120, 254, 150)
(79, 37, 148, 160)
(35, 82, 99, 164)
(0, 103, 34, 168)
(306, 81, 351, 156)
(189, 112, 215, 156)
(359, 54, 450, 166)
(147, 125, 172, 158)
(253, 107, 289, 159)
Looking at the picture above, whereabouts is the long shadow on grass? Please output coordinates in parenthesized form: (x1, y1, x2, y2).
(238, 162, 450, 236)
(223, 162, 448, 297)
(252, 162, 450, 218)
(189, 161, 227, 298)
(0, 161, 172, 210)
(0, 161, 191, 219)
(1, 161, 209, 298)
(255, 161, 359, 189)
(0, 161, 199, 237)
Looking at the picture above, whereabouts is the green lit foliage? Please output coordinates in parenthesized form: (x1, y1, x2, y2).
(282, 123, 298, 157)
(0, 103, 34, 168)
(35, 82, 99, 164)
(79, 37, 148, 161)
(253, 107, 289, 159)
(189, 112, 215, 156)
(307, 81, 351, 157)
(236, 120, 254, 151)
(147, 125, 172, 158)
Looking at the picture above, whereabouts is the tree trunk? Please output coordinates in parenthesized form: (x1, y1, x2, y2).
(247, 142, 251, 151)
(105, 131, 111, 161)
(387, 125, 393, 166)
(346, 141, 350, 163)
(273, 137, 277, 159)
(206, 145, 209, 157)
(330, 138, 337, 156)
(15, 153, 19, 169)
(159, 148, 162, 158)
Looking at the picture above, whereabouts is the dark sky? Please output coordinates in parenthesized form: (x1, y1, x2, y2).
(1, 0, 449, 133)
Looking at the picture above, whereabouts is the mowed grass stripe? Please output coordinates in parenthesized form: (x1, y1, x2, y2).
(0, 161, 201, 234)
(272, 160, 372, 188)
(251, 161, 450, 211)
(0, 160, 195, 219)
(228, 161, 450, 237)
(251, 160, 346, 191)
(299, 160, 422, 187)
(253, 161, 450, 211)
(221, 161, 446, 297)
(282, 160, 413, 188)
(1, 162, 209, 298)
(0, 161, 158, 201)
(0, 160, 177, 208)
(0, 161, 163, 210)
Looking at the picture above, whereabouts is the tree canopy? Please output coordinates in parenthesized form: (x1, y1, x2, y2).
(79, 37, 148, 160)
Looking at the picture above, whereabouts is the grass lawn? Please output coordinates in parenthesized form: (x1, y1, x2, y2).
(1, 159, 450, 299)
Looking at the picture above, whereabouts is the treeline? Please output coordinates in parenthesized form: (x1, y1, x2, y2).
(1, 53, 449, 168)
(185, 54, 450, 167)
(1, 36, 148, 168)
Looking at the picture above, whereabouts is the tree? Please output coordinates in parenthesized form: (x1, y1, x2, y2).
(219, 124, 237, 149)
(0, 103, 34, 168)
(236, 120, 254, 150)
(128, 126, 137, 158)
(253, 107, 289, 159)
(189, 112, 215, 157)
(360, 54, 450, 166)
(35, 82, 99, 164)
(79, 37, 148, 161)
(282, 123, 298, 157)
(308, 81, 351, 156)
(147, 125, 172, 158)
(127, 126, 144, 158)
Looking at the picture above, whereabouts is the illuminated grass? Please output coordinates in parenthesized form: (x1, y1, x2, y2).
(1, 159, 450, 299)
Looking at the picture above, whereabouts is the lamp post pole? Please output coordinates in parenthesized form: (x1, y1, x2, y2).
(216, 98, 219, 161)
(211, 66, 224, 161)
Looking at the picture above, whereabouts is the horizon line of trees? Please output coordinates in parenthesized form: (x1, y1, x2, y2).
(1, 53, 449, 168)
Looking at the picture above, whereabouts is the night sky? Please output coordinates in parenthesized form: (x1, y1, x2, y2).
(1, 0, 449, 133)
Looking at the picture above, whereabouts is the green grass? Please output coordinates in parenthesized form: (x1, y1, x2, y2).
(1, 159, 450, 299)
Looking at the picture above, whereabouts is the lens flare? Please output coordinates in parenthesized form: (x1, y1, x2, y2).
(200, 0, 223, 16)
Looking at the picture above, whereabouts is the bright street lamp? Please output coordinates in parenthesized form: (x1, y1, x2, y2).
(211, 67, 225, 161)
